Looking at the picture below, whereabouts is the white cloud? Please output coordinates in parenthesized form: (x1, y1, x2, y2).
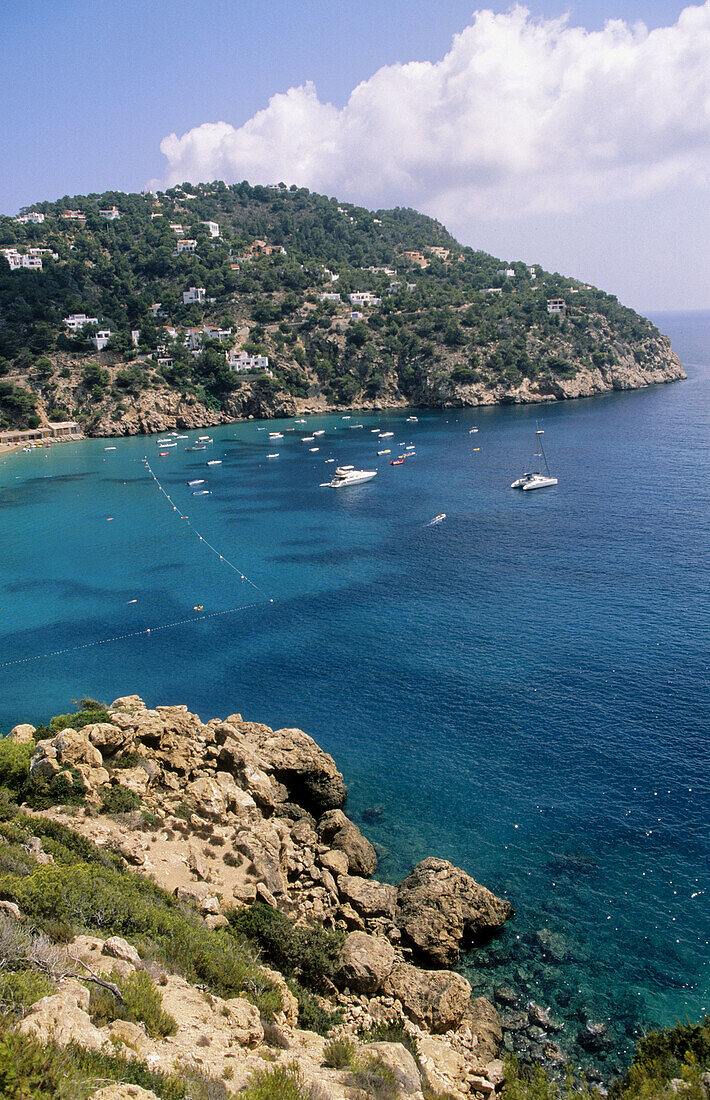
(153, 4, 710, 222)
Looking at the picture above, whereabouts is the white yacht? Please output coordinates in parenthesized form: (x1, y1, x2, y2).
(326, 465, 377, 488)
(511, 424, 558, 490)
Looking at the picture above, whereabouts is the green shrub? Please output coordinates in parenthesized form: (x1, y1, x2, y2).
(347, 1054, 398, 1100)
(0, 739, 34, 797)
(323, 1036, 356, 1069)
(612, 1018, 710, 1100)
(287, 980, 343, 1036)
(100, 785, 141, 814)
(228, 902, 344, 991)
(241, 1062, 317, 1100)
(49, 703, 110, 733)
(21, 767, 87, 810)
(0, 969, 55, 1012)
(90, 969, 177, 1038)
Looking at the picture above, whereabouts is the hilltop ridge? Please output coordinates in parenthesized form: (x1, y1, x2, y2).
(0, 181, 683, 436)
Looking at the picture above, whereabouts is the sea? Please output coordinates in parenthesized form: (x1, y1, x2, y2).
(1, 311, 708, 1074)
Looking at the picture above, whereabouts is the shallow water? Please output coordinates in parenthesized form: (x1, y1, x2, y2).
(1, 311, 708, 1071)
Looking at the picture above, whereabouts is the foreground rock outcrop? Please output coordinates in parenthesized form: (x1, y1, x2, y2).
(13, 695, 516, 1097)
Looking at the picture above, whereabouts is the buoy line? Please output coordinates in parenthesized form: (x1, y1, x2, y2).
(143, 459, 273, 601)
(0, 602, 268, 669)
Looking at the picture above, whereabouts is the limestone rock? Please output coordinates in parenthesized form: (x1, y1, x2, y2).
(86, 722, 128, 755)
(337, 931, 396, 993)
(92, 1087, 159, 1100)
(20, 990, 107, 1050)
(243, 724, 347, 814)
(8, 723, 35, 744)
(384, 963, 472, 1033)
(53, 729, 105, 769)
(320, 849, 349, 877)
(467, 997, 503, 1063)
(318, 810, 377, 876)
(0, 900, 21, 919)
(338, 875, 397, 920)
(417, 1034, 469, 1097)
(367, 1041, 422, 1094)
(222, 996, 264, 1047)
(396, 857, 513, 966)
(187, 776, 226, 817)
(102, 936, 142, 968)
(260, 965, 299, 1027)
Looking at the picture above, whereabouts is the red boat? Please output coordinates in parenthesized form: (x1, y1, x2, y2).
(390, 458, 404, 466)
(159, 451, 169, 456)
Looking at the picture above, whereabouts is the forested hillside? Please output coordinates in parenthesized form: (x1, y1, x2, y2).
(0, 181, 682, 433)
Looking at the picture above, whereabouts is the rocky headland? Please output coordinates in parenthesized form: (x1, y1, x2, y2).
(3, 696, 522, 1099)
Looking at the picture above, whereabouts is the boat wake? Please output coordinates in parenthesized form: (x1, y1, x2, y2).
(426, 513, 447, 526)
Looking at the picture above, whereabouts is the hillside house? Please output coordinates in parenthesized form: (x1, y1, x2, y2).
(368, 266, 397, 276)
(498, 267, 516, 278)
(349, 292, 381, 307)
(64, 313, 99, 331)
(402, 250, 428, 268)
(228, 350, 270, 372)
(2, 249, 43, 270)
(182, 286, 205, 305)
(528, 266, 537, 279)
(61, 210, 86, 222)
(485, 287, 503, 295)
(319, 292, 341, 302)
(547, 298, 567, 314)
(201, 221, 220, 237)
(91, 329, 112, 351)
(427, 246, 450, 260)
(149, 302, 166, 318)
(15, 211, 45, 224)
(176, 239, 197, 254)
(99, 206, 121, 220)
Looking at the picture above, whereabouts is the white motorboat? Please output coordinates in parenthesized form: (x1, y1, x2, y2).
(206, 459, 222, 466)
(269, 433, 283, 439)
(326, 465, 377, 488)
(267, 453, 280, 458)
(407, 416, 418, 422)
(511, 423, 558, 490)
(313, 430, 325, 436)
(379, 432, 394, 438)
(302, 436, 315, 442)
(295, 419, 306, 424)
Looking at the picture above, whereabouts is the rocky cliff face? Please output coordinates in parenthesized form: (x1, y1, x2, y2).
(7, 696, 519, 1099)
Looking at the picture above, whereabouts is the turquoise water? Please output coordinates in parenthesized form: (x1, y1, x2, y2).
(1, 312, 708, 1070)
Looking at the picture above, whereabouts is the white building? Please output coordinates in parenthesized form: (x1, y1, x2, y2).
(201, 221, 220, 237)
(170, 223, 185, 236)
(528, 266, 537, 279)
(15, 211, 45, 224)
(322, 268, 339, 283)
(149, 302, 165, 318)
(319, 292, 341, 302)
(202, 325, 232, 342)
(182, 286, 206, 305)
(228, 350, 270, 372)
(64, 313, 99, 331)
(349, 292, 381, 307)
(547, 298, 567, 314)
(498, 267, 516, 278)
(484, 287, 503, 295)
(368, 266, 396, 276)
(176, 239, 197, 254)
(131, 329, 141, 347)
(99, 206, 121, 220)
(2, 249, 41, 270)
(91, 330, 112, 351)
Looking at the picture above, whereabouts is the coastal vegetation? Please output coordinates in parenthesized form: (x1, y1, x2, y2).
(0, 182, 682, 434)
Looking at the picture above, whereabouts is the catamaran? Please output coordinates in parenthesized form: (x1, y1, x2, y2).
(511, 423, 558, 490)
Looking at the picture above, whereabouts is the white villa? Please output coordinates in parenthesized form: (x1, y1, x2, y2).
(349, 292, 381, 307)
(182, 286, 206, 305)
(64, 313, 99, 331)
(15, 211, 45, 224)
(498, 267, 516, 278)
(176, 239, 197, 254)
(547, 298, 567, 314)
(201, 221, 220, 237)
(368, 266, 396, 276)
(99, 207, 121, 220)
(228, 350, 270, 372)
(319, 292, 341, 302)
(91, 330, 112, 351)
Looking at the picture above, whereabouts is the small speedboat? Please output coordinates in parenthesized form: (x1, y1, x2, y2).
(469, 427, 479, 434)
(157, 439, 172, 445)
(341, 415, 351, 419)
(198, 436, 212, 442)
(390, 458, 404, 466)
(377, 449, 391, 455)
(188, 479, 205, 486)
(159, 451, 169, 456)
(370, 429, 380, 433)
(295, 419, 306, 424)
(407, 416, 418, 422)
(313, 430, 325, 436)
(309, 447, 319, 452)
(267, 453, 280, 458)
(302, 436, 315, 442)
(206, 459, 222, 466)
(349, 424, 364, 430)
(269, 433, 283, 439)
(406, 445, 415, 450)
(193, 489, 211, 495)
(379, 432, 394, 438)
(104, 446, 116, 451)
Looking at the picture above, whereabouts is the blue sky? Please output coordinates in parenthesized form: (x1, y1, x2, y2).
(2, 1, 708, 311)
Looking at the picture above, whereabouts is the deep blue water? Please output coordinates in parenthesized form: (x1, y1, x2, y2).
(1, 311, 708, 1070)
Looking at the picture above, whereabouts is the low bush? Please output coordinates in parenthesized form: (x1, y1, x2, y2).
(0, 740, 34, 798)
(241, 1062, 320, 1100)
(100, 785, 141, 814)
(611, 1017, 710, 1100)
(49, 702, 110, 733)
(0, 969, 55, 1012)
(228, 902, 344, 991)
(347, 1054, 398, 1100)
(89, 969, 177, 1037)
(322, 1036, 356, 1069)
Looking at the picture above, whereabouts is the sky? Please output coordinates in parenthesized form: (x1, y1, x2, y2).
(2, 0, 708, 312)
